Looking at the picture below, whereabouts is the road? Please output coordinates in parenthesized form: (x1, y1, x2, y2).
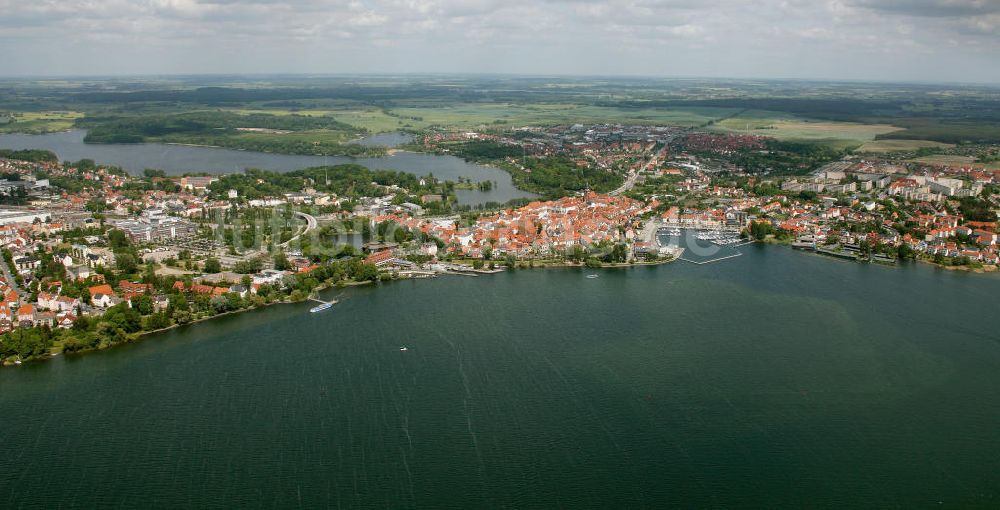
(280, 211, 318, 248)
(0, 253, 25, 300)
(610, 144, 670, 196)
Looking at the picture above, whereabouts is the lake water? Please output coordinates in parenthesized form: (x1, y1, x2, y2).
(0, 130, 533, 206)
(353, 132, 414, 148)
(2, 246, 998, 508)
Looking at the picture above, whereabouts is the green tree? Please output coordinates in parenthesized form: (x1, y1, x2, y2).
(116, 253, 139, 274)
(102, 303, 142, 334)
(898, 243, 915, 260)
(132, 294, 154, 315)
(144, 312, 171, 330)
(85, 198, 108, 213)
(107, 229, 130, 249)
(273, 251, 291, 271)
(232, 257, 263, 274)
(352, 262, 379, 282)
(203, 258, 222, 273)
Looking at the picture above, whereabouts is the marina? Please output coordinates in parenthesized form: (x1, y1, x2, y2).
(657, 226, 752, 265)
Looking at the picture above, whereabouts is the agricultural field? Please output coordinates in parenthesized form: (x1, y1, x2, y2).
(908, 154, 1000, 170)
(873, 117, 1000, 144)
(4, 76, 1000, 158)
(385, 103, 740, 129)
(332, 108, 420, 132)
(0, 111, 84, 134)
(711, 110, 903, 146)
(856, 139, 955, 153)
(226, 103, 742, 132)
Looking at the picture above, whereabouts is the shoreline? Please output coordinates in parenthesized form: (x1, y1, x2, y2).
(5, 243, 994, 368)
(2, 278, 377, 367)
(1, 256, 677, 367)
(792, 243, 999, 274)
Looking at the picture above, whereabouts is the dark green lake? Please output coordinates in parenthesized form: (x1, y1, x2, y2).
(2, 246, 998, 508)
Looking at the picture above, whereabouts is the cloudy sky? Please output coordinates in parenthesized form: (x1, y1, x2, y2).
(1, 0, 998, 82)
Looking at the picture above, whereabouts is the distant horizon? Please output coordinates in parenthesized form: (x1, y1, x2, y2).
(1, 71, 998, 89)
(2, 1, 999, 83)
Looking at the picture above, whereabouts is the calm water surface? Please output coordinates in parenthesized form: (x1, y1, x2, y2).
(353, 132, 414, 148)
(0, 130, 533, 206)
(1, 246, 998, 508)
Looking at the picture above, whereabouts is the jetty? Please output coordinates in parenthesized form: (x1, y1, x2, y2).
(307, 292, 340, 313)
(679, 252, 743, 265)
(309, 296, 338, 305)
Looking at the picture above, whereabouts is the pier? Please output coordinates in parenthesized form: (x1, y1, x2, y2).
(650, 219, 753, 265)
(308, 297, 338, 305)
(679, 252, 744, 265)
(307, 291, 341, 306)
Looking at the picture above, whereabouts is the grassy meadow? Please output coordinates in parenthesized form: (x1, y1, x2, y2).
(856, 139, 955, 153)
(0, 111, 84, 134)
(710, 110, 902, 146)
(230, 103, 741, 132)
(908, 154, 1000, 170)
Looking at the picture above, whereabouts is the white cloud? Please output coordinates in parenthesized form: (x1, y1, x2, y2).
(0, 0, 997, 81)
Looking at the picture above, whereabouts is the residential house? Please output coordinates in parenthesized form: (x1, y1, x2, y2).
(88, 284, 116, 308)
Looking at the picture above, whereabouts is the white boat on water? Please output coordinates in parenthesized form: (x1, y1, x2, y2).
(310, 302, 334, 313)
(586, 274, 599, 279)
(400, 347, 408, 352)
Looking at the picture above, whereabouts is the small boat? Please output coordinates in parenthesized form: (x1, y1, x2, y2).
(586, 274, 599, 279)
(400, 347, 408, 352)
(309, 302, 333, 313)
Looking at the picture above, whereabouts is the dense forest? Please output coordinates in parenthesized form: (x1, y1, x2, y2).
(448, 140, 522, 161)
(443, 141, 623, 198)
(206, 165, 447, 201)
(75, 111, 380, 156)
(513, 156, 622, 198)
(0, 149, 58, 163)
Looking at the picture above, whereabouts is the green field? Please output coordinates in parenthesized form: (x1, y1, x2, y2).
(856, 139, 955, 153)
(233, 103, 741, 132)
(711, 110, 902, 145)
(387, 103, 739, 129)
(0, 111, 84, 134)
(4, 77, 999, 157)
(873, 117, 1000, 144)
(908, 155, 1000, 170)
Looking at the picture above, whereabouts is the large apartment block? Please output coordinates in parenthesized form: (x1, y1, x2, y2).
(116, 209, 198, 243)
